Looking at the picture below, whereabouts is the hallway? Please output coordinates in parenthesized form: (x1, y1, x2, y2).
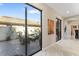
(26, 3, 79, 56)
(0, 3, 79, 56)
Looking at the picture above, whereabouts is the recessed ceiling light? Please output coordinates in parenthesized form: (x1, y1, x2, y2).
(66, 10, 70, 14)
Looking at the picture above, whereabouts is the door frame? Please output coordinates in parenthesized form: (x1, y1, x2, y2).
(25, 3, 42, 56)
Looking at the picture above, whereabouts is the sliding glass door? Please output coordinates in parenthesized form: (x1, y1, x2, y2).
(26, 4, 42, 56)
(0, 3, 25, 56)
(56, 18, 61, 42)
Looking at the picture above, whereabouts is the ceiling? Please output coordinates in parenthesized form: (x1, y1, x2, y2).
(46, 3, 79, 19)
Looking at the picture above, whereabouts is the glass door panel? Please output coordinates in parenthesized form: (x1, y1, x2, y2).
(56, 18, 61, 42)
(26, 4, 42, 56)
(0, 3, 25, 56)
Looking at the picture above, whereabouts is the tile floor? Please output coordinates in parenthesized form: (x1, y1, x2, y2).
(0, 39, 25, 56)
(33, 39, 79, 56)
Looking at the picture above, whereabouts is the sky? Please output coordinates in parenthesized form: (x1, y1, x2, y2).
(0, 3, 25, 19)
(0, 3, 41, 22)
(26, 4, 41, 23)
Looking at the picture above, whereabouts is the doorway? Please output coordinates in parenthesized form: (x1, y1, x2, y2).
(75, 30, 79, 39)
(56, 18, 62, 42)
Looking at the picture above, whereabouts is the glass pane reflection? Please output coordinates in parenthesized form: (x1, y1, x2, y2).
(26, 4, 42, 56)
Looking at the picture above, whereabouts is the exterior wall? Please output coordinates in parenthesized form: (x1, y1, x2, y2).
(0, 27, 10, 41)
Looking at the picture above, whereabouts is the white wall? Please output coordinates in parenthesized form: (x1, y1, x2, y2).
(29, 3, 63, 49)
(63, 19, 72, 40)
(0, 27, 11, 41)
